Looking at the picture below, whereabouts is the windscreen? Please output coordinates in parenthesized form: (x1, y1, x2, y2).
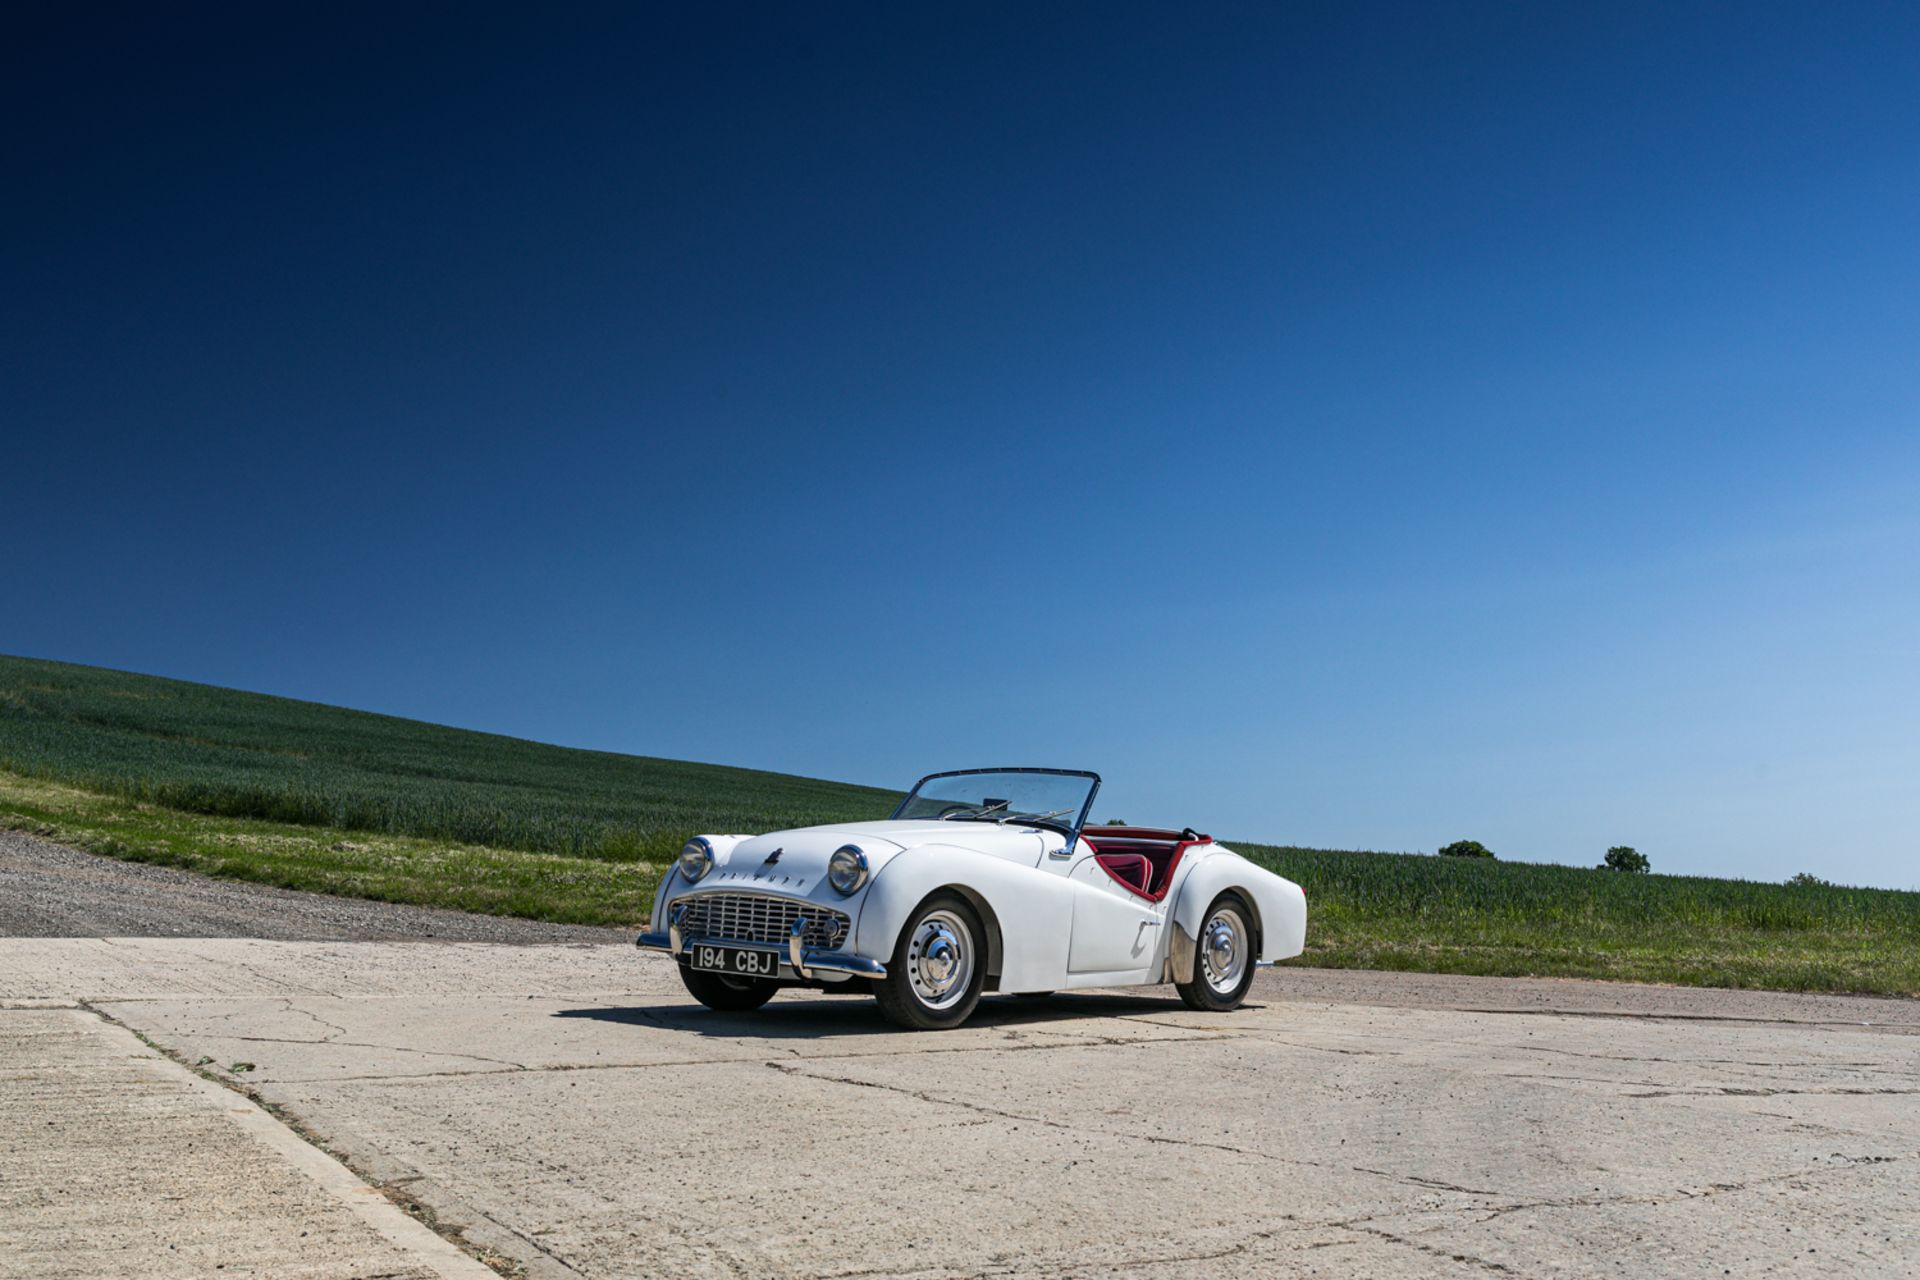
(892, 770, 1098, 832)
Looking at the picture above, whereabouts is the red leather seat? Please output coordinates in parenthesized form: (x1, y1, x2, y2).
(1095, 852, 1153, 896)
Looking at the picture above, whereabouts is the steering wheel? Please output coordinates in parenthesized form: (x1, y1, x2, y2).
(935, 803, 976, 819)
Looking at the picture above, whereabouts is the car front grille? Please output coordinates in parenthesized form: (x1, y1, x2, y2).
(677, 892, 850, 950)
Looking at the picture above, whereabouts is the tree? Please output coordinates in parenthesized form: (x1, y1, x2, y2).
(1787, 871, 1831, 888)
(1103, 818, 1128, 826)
(1437, 839, 1495, 859)
(1601, 845, 1650, 873)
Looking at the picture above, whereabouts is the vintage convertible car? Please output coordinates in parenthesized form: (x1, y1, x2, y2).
(636, 767, 1307, 1029)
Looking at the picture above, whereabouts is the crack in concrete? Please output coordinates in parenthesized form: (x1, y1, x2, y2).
(1496, 1070, 1676, 1090)
(1249, 1036, 1407, 1058)
(1456, 1151, 1910, 1226)
(316, 1057, 722, 1084)
(1090, 1010, 1413, 1058)
(1352, 1168, 1507, 1197)
(1350, 1222, 1520, 1275)
(187, 948, 334, 996)
(215, 1034, 528, 1071)
(1000, 1023, 1181, 1050)
(295, 1022, 1243, 1085)
(964, 1233, 1276, 1278)
(819, 1222, 1319, 1279)
(1457, 1006, 1919, 1034)
(458, 1201, 591, 1278)
(1480, 1039, 1910, 1072)
(278, 998, 351, 1042)
(815, 1262, 967, 1280)
(764, 1059, 1335, 1175)
(1629, 1086, 1920, 1099)
(1104, 1014, 1247, 1038)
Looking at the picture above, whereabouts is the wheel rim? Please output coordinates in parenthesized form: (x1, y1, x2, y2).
(906, 909, 974, 1010)
(1200, 905, 1248, 995)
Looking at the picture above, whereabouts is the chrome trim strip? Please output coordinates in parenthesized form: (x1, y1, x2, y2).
(788, 950, 884, 978)
(788, 917, 811, 980)
(668, 903, 687, 955)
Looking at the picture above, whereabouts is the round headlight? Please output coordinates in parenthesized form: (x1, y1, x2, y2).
(827, 845, 869, 895)
(678, 837, 714, 883)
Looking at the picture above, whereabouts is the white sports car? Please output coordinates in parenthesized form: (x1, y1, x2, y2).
(637, 767, 1307, 1029)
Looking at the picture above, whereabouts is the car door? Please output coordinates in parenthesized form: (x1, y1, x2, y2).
(1059, 849, 1166, 976)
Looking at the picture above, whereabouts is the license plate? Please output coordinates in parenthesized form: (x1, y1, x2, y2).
(689, 944, 779, 978)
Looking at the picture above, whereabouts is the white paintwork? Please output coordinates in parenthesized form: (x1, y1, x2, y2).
(649, 810, 1308, 996)
(1172, 843, 1308, 963)
(853, 842, 1074, 993)
(1062, 856, 1161, 974)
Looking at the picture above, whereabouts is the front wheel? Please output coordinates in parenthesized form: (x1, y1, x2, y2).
(679, 964, 779, 1012)
(1175, 893, 1257, 1012)
(874, 893, 987, 1030)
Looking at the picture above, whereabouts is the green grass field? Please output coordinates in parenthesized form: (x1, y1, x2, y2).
(3, 653, 1915, 995)
(0, 654, 894, 861)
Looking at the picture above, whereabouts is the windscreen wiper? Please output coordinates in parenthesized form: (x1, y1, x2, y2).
(941, 800, 1010, 821)
(999, 807, 1073, 826)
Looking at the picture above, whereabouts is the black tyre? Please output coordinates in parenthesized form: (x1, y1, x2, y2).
(679, 964, 779, 1012)
(874, 893, 987, 1030)
(1174, 892, 1258, 1012)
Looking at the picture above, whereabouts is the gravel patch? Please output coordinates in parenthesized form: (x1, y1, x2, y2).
(0, 828, 625, 943)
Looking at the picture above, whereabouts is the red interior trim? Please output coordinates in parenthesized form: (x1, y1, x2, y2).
(1088, 825, 1206, 843)
(1085, 829, 1213, 902)
(1093, 852, 1152, 894)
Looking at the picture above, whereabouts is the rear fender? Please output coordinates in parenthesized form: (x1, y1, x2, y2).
(1168, 846, 1306, 979)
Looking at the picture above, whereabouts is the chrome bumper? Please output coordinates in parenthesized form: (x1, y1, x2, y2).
(635, 917, 886, 982)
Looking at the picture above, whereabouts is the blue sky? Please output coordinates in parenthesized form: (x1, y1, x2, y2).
(4, 3, 1917, 887)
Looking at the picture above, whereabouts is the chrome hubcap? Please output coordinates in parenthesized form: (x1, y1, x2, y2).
(907, 910, 973, 1009)
(1201, 906, 1248, 994)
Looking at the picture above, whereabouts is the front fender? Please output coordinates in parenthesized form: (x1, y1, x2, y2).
(855, 845, 1075, 993)
(1170, 847, 1307, 967)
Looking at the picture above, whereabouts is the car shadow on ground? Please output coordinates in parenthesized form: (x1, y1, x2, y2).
(552, 990, 1246, 1039)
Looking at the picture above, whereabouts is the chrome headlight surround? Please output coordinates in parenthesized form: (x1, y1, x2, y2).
(677, 837, 715, 884)
(827, 844, 869, 896)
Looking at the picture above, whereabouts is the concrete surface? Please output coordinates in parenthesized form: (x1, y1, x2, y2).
(0, 1000, 495, 1280)
(5, 939, 1915, 1279)
(0, 827, 622, 942)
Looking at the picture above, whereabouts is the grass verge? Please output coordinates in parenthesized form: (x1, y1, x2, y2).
(0, 772, 657, 927)
(1242, 842, 1920, 997)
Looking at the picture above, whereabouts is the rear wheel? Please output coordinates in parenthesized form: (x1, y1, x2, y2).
(679, 964, 779, 1012)
(874, 893, 987, 1030)
(1175, 893, 1257, 1012)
